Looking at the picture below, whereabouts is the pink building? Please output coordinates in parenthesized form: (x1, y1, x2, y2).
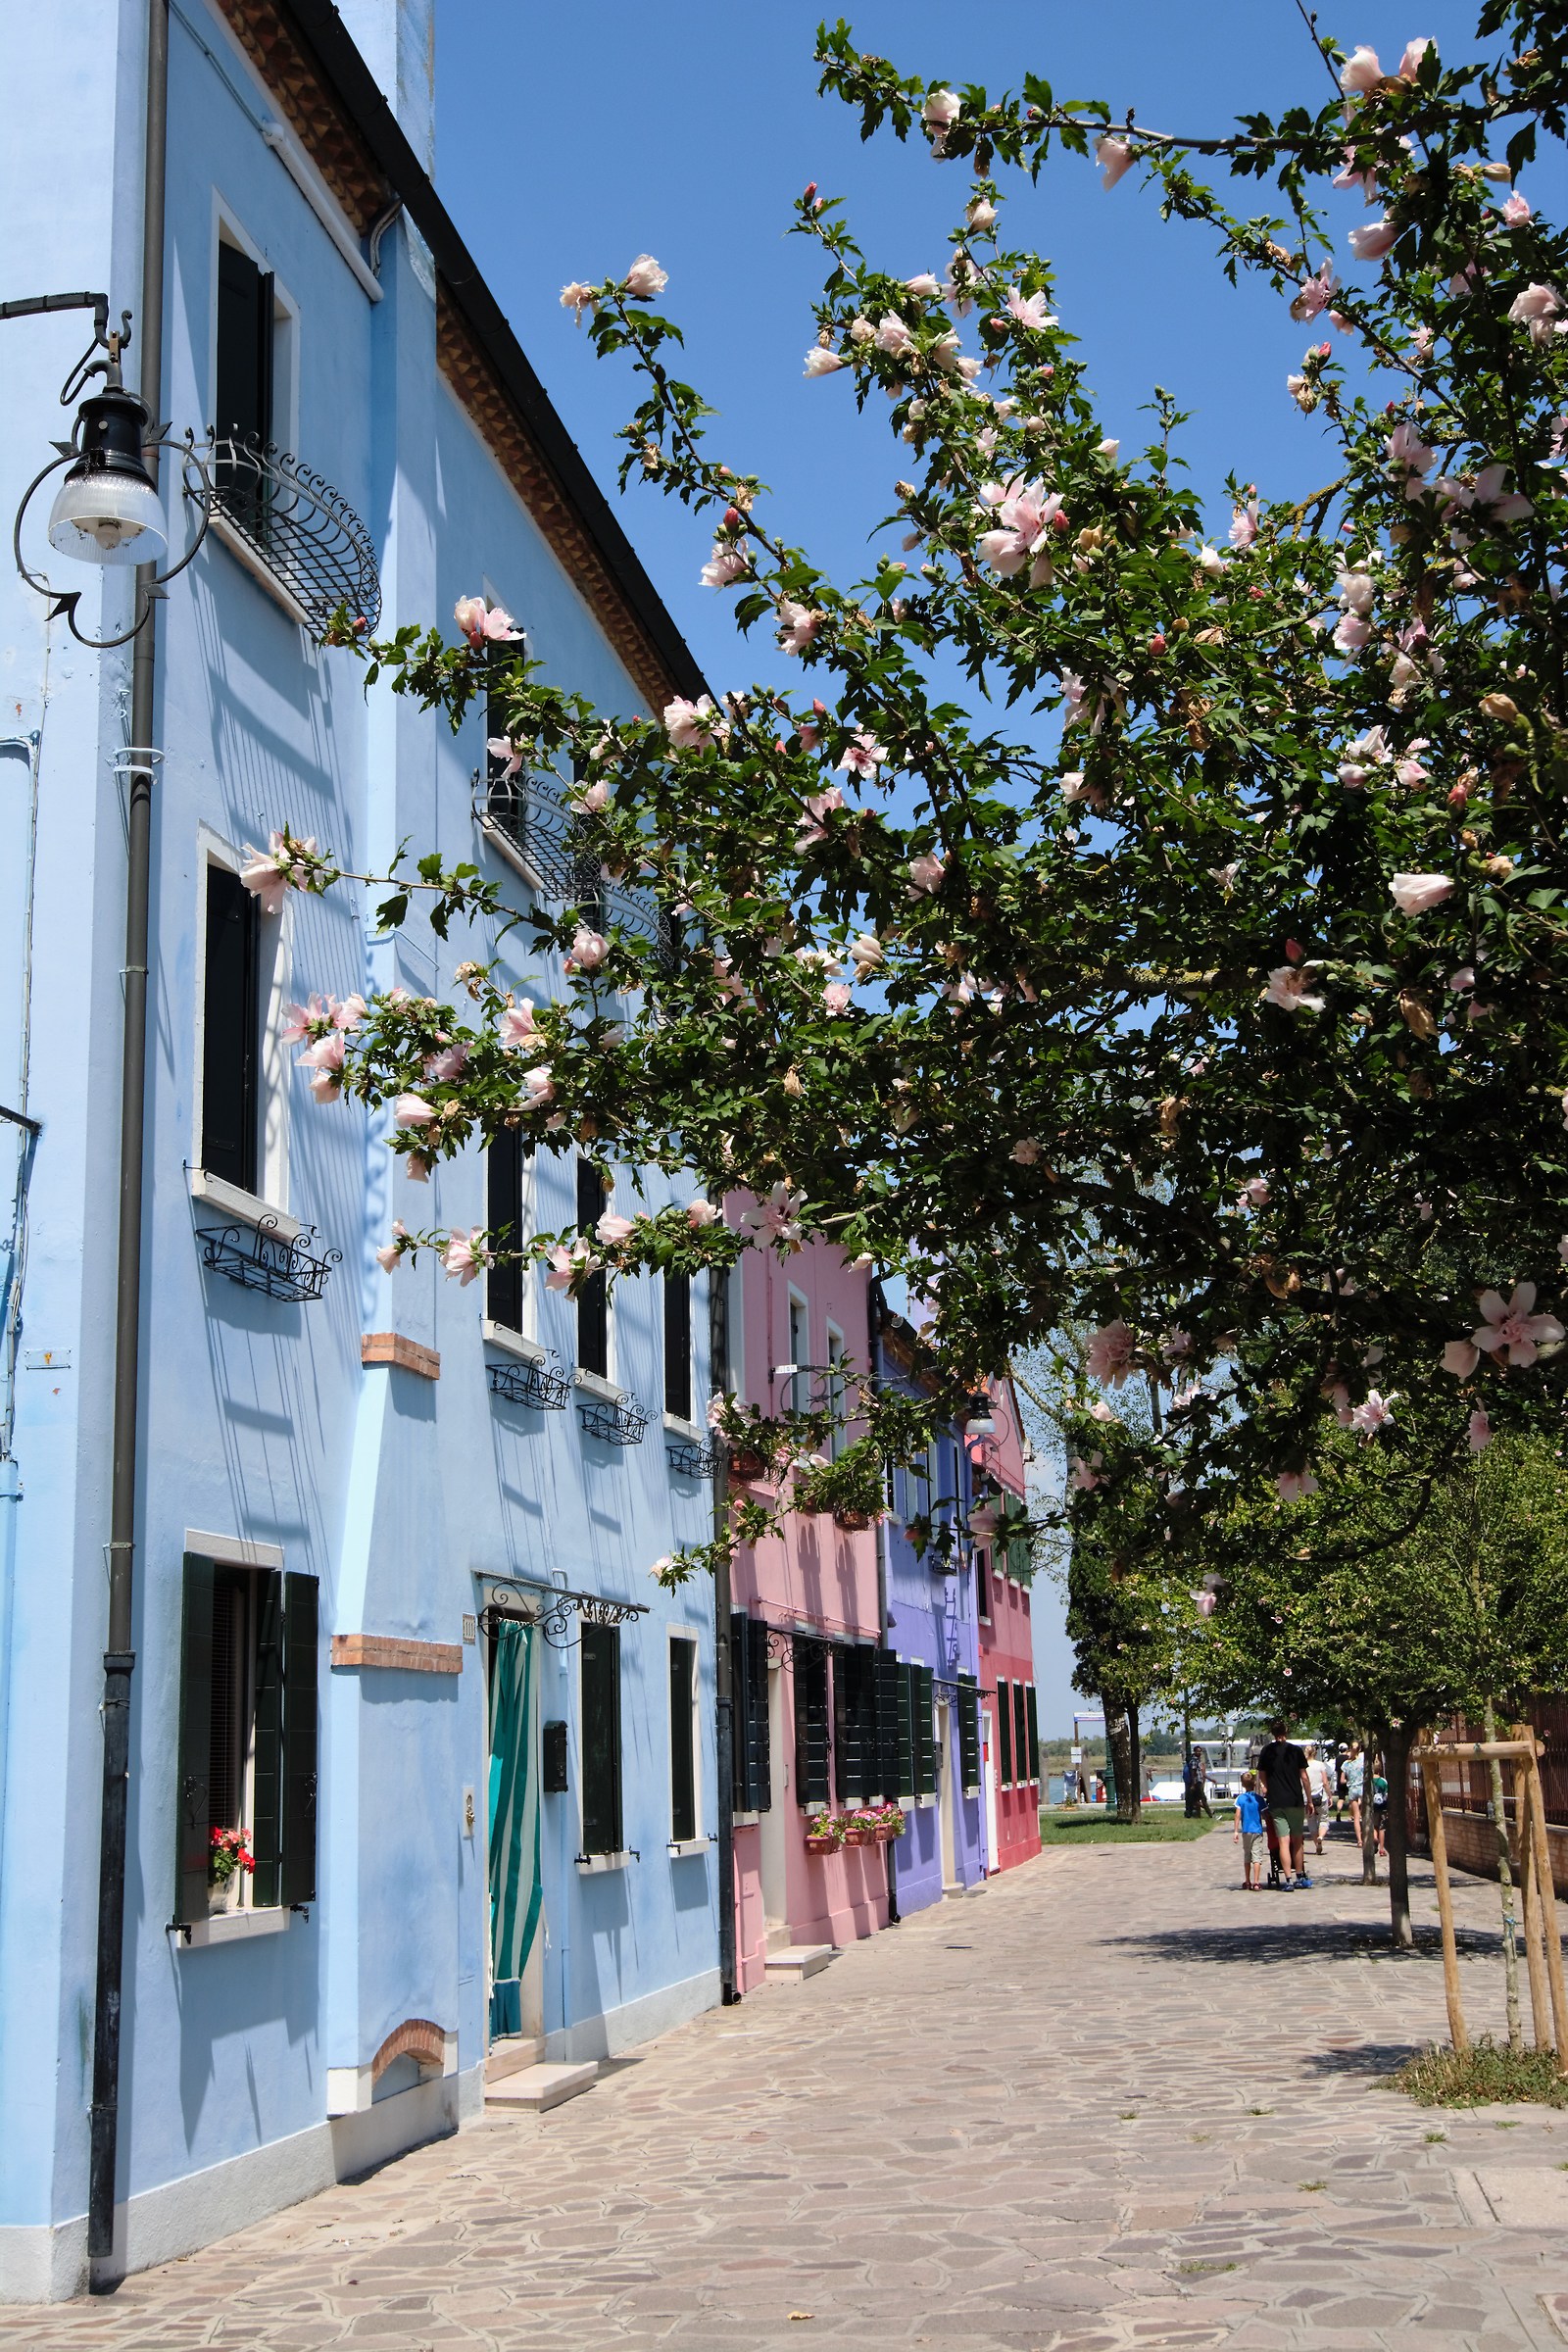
(723, 1235, 890, 1989)
(972, 1379, 1042, 1873)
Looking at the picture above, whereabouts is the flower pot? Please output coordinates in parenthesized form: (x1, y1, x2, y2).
(833, 1508, 872, 1533)
(729, 1449, 766, 1482)
(842, 1826, 871, 1847)
(208, 1875, 237, 1916)
(804, 1834, 836, 1856)
(874, 1824, 896, 1842)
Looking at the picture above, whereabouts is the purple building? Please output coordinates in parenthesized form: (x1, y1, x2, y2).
(874, 1299, 987, 1913)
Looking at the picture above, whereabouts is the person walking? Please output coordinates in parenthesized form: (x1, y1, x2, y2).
(1256, 1718, 1313, 1889)
(1305, 1742, 1333, 1857)
(1371, 1763, 1389, 1859)
(1345, 1741, 1365, 1847)
(1233, 1771, 1265, 1890)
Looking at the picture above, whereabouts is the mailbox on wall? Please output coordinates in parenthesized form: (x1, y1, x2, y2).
(542, 1719, 568, 1793)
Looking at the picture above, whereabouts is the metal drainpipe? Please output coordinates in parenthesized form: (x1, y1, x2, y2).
(710, 1268, 737, 2002)
(868, 1286, 898, 1926)
(88, 0, 168, 2273)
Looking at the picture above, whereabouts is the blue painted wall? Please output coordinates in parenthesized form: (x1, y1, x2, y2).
(0, 0, 715, 2283)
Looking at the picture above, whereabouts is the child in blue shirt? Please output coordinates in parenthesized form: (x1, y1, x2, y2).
(1234, 1771, 1265, 1890)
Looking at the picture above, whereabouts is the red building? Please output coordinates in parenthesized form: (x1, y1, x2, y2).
(972, 1379, 1042, 1873)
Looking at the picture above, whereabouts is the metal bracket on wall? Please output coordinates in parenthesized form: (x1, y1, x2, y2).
(198, 1217, 341, 1303)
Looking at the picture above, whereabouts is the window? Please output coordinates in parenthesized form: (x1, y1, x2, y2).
(668, 1635, 699, 1844)
(793, 1642, 830, 1808)
(975, 1546, 991, 1623)
(175, 1552, 317, 1924)
(201, 863, 260, 1191)
(997, 1678, 1014, 1787)
(788, 1293, 809, 1414)
(576, 1159, 609, 1378)
(730, 1613, 771, 1813)
(663, 1270, 692, 1420)
(1025, 1685, 1041, 1785)
(825, 1323, 847, 1458)
(214, 238, 275, 547)
(579, 1623, 622, 1855)
(908, 1662, 936, 1797)
(486, 1126, 531, 1332)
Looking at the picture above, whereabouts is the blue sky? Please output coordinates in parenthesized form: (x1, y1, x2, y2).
(430, 0, 1552, 1736)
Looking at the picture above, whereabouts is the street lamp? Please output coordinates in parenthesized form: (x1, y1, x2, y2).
(2, 290, 211, 647)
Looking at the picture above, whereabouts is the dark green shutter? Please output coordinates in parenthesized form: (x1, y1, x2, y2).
(912, 1664, 936, 1798)
(486, 1129, 525, 1330)
(1014, 1683, 1030, 1790)
(580, 1623, 622, 1852)
(998, 1679, 1014, 1787)
(875, 1650, 903, 1801)
(749, 1618, 771, 1812)
(895, 1657, 913, 1797)
(250, 1570, 284, 1907)
(174, 1555, 217, 1926)
(1025, 1685, 1041, 1785)
(281, 1573, 318, 1905)
(201, 865, 259, 1191)
(575, 1160, 609, 1377)
(957, 1672, 981, 1795)
(669, 1638, 697, 1843)
(795, 1643, 829, 1807)
(663, 1272, 692, 1421)
(832, 1648, 860, 1802)
(729, 1612, 752, 1810)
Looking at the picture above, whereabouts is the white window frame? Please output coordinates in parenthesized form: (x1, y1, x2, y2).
(825, 1321, 847, 1459)
(787, 1290, 809, 1416)
(666, 1627, 703, 1851)
(189, 824, 294, 1234)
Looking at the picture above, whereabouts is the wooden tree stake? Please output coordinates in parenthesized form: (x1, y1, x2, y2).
(1513, 1744, 1552, 2054)
(1420, 1755, 1468, 2054)
(1522, 1742, 1568, 2071)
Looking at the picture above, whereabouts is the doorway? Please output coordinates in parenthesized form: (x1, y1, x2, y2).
(760, 1660, 789, 1934)
(937, 1698, 957, 1888)
(486, 1615, 545, 2045)
(982, 1710, 999, 1875)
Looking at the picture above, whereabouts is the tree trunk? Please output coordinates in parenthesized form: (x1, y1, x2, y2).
(1483, 1700, 1524, 2052)
(1105, 1700, 1137, 1825)
(1384, 1721, 1414, 1950)
(1129, 1703, 1142, 1819)
(1361, 1726, 1380, 1886)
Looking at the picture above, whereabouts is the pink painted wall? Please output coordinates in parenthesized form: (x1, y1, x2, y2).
(725, 1220, 887, 1985)
(975, 1378, 1042, 1872)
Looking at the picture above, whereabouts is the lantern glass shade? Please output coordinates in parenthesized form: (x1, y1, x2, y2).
(47, 465, 167, 567)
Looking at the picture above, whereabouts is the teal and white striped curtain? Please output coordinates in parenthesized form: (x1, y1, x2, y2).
(487, 1618, 542, 2033)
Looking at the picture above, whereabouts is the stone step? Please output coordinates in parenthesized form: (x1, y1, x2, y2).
(763, 1944, 837, 1981)
(484, 2060, 598, 2114)
(484, 2035, 545, 2083)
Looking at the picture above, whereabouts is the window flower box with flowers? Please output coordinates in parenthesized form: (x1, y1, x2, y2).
(868, 1804, 906, 1842)
(209, 1826, 256, 1915)
(804, 1814, 844, 1856)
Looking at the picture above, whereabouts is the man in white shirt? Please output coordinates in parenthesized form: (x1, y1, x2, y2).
(1304, 1743, 1333, 1856)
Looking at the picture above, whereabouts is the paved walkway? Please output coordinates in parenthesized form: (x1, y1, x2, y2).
(10, 1826, 1568, 2350)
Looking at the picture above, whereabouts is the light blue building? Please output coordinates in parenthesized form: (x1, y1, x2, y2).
(0, 0, 719, 2298)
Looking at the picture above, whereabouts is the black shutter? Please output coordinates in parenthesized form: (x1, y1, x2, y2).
(175, 1555, 217, 1926)
(832, 1648, 858, 1802)
(855, 1646, 881, 1799)
(486, 1129, 525, 1330)
(669, 1638, 696, 1843)
(729, 1612, 752, 1810)
(251, 1569, 284, 1906)
(580, 1623, 622, 1853)
(201, 864, 259, 1191)
(576, 1159, 608, 1378)
(663, 1271, 692, 1420)
(1014, 1683, 1030, 1788)
(997, 1679, 1014, 1787)
(215, 246, 273, 534)
(794, 1643, 829, 1807)
(749, 1617, 771, 1812)
(875, 1649, 903, 1802)
(975, 1550, 991, 1622)
(1025, 1685, 1041, 1785)
(281, 1573, 318, 1905)
(957, 1673, 981, 1795)
(895, 1659, 914, 1797)
(912, 1664, 936, 1798)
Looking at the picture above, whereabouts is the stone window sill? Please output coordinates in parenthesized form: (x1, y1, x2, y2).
(172, 1905, 292, 1949)
(666, 1838, 710, 1860)
(732, 1810, 761, 1829)
(575, 1849, 636, 1874)
(482, 1321, 546, 1363)
(573, 1368, 622, 1403)
(662, 1410, 705, 1441)
(210, 510, 312, 630)
(189, 1167, 301, 1242)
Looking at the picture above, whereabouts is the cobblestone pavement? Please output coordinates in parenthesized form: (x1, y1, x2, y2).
(11, 1824, 1568, 2350)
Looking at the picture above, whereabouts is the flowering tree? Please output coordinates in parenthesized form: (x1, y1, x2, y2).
(257, 5, 1568, 1577)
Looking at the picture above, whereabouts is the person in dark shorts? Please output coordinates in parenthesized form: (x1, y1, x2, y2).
(1255, 1718, 1313, 1889)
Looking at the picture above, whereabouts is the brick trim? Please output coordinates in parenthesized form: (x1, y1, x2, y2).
(216, 0, 390, 233)
(331, 1635, 463, 1675)
(361, 1332, 440, 1380)
(370, 2017, 448, 2082)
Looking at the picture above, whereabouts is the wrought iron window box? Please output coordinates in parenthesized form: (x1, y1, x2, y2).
(199, 1217, 340, 1302)
(488, 1354, 571, 1410)
(210, 435, 381, 640)
(578, 1390, 651, 1446)
(665, 1437, 718, 1478)
(477, 767, 678, 972)
(477, 1576, 648, 1650)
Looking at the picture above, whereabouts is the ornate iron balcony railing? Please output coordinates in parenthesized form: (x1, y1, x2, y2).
(487, 1351, 572, 1410)
(209, 434, 381, 639)
(478, 764, 679, 971)
(577, 1387, 651, 1446)
(199, 1216, 340, 1303)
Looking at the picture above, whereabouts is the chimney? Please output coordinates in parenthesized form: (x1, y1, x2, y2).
(335, 0, 434, 175)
